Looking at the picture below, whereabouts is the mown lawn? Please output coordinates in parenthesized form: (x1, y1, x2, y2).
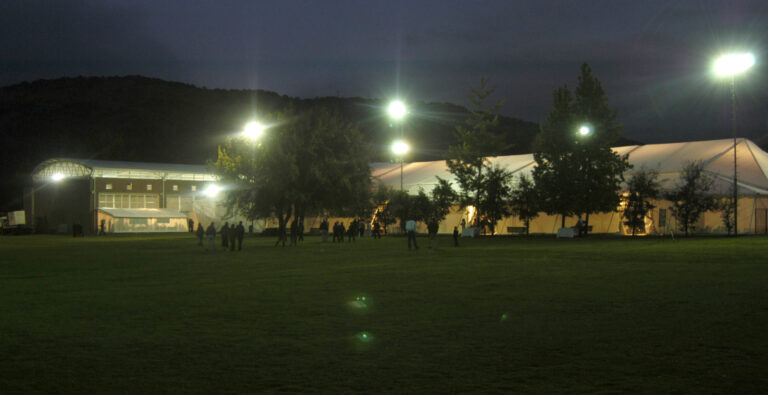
(1, 234, 767, 393)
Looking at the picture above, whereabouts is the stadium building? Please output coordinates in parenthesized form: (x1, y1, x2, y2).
(27, 159, 239, 234)
(26, 138, 768, 235)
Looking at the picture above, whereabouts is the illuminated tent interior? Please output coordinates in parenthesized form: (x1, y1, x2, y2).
(372, 139, 768, 235)
(97, 208, 189, 233)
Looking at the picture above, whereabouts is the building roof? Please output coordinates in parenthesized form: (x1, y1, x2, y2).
(373, 138, 768, 195)
(33, 158, 215, 182)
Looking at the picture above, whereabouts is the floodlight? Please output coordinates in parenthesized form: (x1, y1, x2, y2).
(51, 173, 65, 182)
(391, 140, 409, 156)
(387, 100, 407, 120)
(243, 121, 266, 139)
(714, 53, 755, 77)
(578, 125, 592, 136)
(204, 184, 222, 197)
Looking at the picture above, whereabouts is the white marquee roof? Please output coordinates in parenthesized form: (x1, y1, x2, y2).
(373, 138, 768, 196)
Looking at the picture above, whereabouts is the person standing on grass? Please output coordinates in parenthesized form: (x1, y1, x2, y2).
(229, 224, 236, 251)
(205, 222, 216, 251)
(347, 221, 356, 243)
(290, 218, 298, 246)
(235, 221, 245, 251)
(298, 219, 304, 243)
(221, 222, 229, 249)
(196, 223, 204, 246)
(320, 218, 329, 242)
(406, 218, 418, 250)
(453, 226, 459, 247)
(427, 219, 439, 249)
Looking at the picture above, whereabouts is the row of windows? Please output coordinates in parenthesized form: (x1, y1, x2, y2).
(103, 183, 197, 192)
(98, 193, 201, 211)
(98, 193, 159, 209)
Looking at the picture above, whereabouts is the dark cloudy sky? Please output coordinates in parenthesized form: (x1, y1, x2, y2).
(1, 0, 767, 144)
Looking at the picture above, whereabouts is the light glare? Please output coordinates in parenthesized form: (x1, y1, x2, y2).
(387, 100, 407, 120)
(391, 140, 409, 155)
(714, 53, 755, 77)
(243, 121, 265, 139)
(578, 125, 592, 136)
(51, 173, 65, 182)
(204, 184, 222, 197)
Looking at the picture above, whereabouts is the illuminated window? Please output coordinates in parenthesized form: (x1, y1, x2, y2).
(191, 185, 197, 191)
(105, 183, 113, 190)
(126, 183, 133, 191)
(172, 184, 179, 191)
(147, 184, 153, 191)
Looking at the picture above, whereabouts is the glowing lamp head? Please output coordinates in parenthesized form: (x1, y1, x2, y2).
(714, 53, 755, 77)
(387, 100, 407, 120)
(391, 140, 409, 156)
(578, 125, 592, 136)
(204, 184, 222, 197)
(51, 173, 65, 182)
(243, 121, 265, 139)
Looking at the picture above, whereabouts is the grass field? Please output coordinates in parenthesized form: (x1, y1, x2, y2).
(1, 233, 767, 393)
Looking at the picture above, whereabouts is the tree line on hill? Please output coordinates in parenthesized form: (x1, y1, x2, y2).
(1, 76, 559, 211)
(214, 63, 731, 240)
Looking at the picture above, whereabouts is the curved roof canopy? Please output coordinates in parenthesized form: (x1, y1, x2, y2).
(373, 138, 768, 196)
(33, 158, 215, 182)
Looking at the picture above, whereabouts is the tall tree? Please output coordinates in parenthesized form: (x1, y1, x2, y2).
(476, 165, 514, 235)
(533, 64, 631, 231)
(622, 168, 660, 236)
(445, 78, 508, 227)
(665, 161, 717, 236)
(509, 175, 540, 235)
(213, 106, 372, 244)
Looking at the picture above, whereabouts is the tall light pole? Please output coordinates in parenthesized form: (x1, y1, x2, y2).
(387, 100, 408, 190)
(391, 140, 410, 190)
(714, 52, 755, 236)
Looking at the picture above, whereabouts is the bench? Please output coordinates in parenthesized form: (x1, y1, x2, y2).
(507, 226, 527, 235)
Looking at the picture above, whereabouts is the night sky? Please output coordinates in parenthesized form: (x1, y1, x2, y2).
(2, 0, 767, 144)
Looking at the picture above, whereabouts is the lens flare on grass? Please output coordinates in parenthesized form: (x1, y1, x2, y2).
(356, 331, 373, 342)
(500, 313, 510, 322)
(346, 295, 370, 310)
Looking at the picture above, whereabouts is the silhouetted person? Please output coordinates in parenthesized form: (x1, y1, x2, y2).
(453, 226, 459, 247)
(205, 223, 216, 251)
(290, 219, 298, 246)
(359, 219, 365, 237)
(221, 222, 229, 249)
(373, 221, 381, 239)
(406, 218, 418, 250)
(196, 223, 204, 246)
(347, 221, 357, 242)
(298, 219, 304, 242)
(188, 218, 194, 233)
(320, 218, 329, 242)
(337, 222, 346, 244)
(427, 219, 439, 249)
(99, 219, 105, 236)
(235, 221, 245, 251)
(248, 223, 254, 234)
(575, 217, 585, 237)
(230, 224, 236, 251)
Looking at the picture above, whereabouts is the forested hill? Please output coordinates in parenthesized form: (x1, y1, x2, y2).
(0, 75, 635, 210)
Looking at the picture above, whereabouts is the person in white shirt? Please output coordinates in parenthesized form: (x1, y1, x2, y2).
(405, 219, 418, 250)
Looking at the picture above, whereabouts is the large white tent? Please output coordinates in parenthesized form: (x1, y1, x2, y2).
(372, 139, 768, 235)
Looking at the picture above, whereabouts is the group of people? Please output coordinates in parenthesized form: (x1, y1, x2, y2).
(196, 221, 246, 251)
(318, 218, 382, 243)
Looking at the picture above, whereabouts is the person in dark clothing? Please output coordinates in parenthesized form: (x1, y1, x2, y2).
(205, 223, 216, 251)
(248, 223, 254, 234)
(196, 223, 204, 246)
(221, 222, 229, 249)
(188, 218, 194, 233)
(453, 226, 459, 247)
(298, 219, 304, 242)
(290, 219, 298, 246)
(235, 221, 245, 250)
(427, 220, 439, 249)
(347, 221, 357, 242)
(99, 219, 105, 235)
(320, 218, 329, 242)
(230, 224, 236, 251)
(359, 219, 365, 237)
(373, 221, 381, 239)
(338, 222, 346, 244)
